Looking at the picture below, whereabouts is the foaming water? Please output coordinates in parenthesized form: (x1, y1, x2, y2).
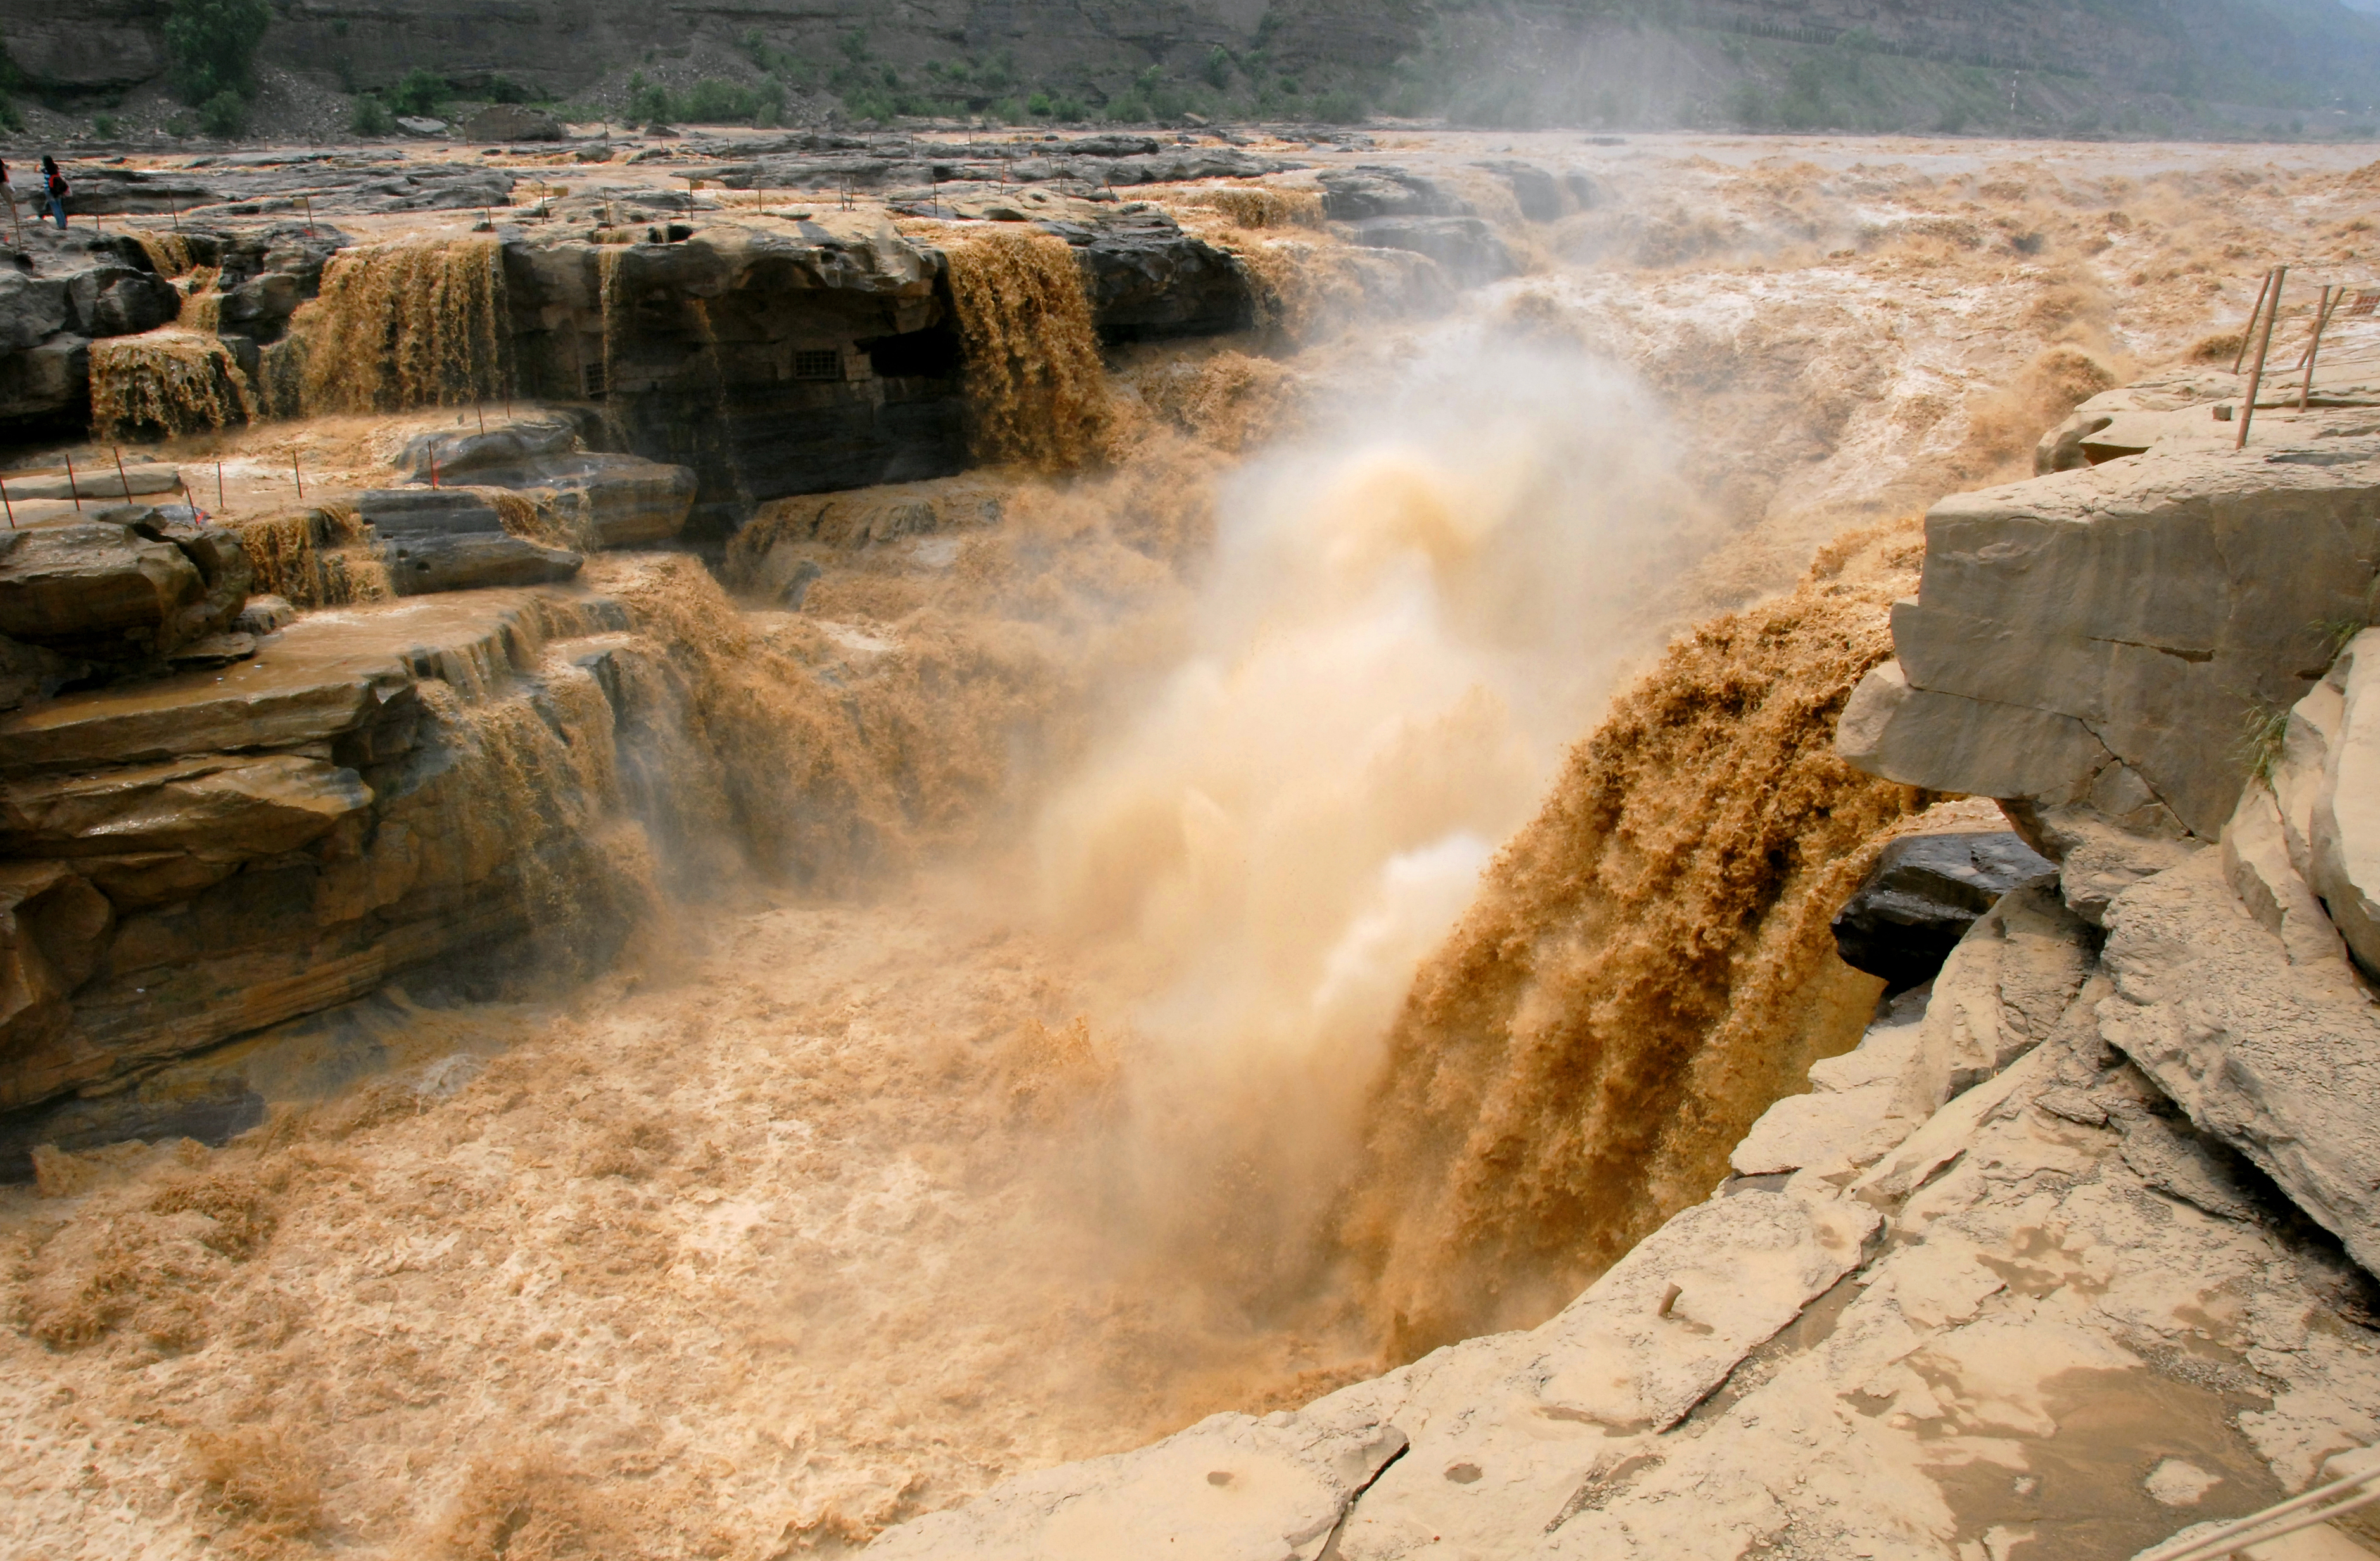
(1032, 331, 1719, 1313)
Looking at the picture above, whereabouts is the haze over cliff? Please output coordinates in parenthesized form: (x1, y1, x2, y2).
(16, 0, 2380, 139)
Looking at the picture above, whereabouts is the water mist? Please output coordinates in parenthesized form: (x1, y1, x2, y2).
(1030, 328, 1719, 1325)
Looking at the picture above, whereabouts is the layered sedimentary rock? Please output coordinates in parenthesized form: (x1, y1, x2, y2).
(0, 569, 726, 1162)
(1838, 433, 2380, 918)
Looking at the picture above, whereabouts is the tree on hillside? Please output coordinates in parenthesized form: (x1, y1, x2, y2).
(164, 0, 272, 133)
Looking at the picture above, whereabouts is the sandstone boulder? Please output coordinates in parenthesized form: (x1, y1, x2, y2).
(2223, 780, 2350, 967)
(2099, 851, 2380, 1277)
(1830, 830, 2056, 992)
(0, 633, 83, 714)
(394, 415, 582, 483)
(358, 489, 584, 595)
(2303, 629, 2380, 978)
(1839, 445, 2380, 891)
(0, 521, 203, 659)
(1885, 878, 2097, 1123)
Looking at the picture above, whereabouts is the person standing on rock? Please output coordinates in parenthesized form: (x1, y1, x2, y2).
(41, 156, 68, 230)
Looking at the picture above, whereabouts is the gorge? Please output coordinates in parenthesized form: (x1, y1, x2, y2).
(1, 118, 2379, 1561)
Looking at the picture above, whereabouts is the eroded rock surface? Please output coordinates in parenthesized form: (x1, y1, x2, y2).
(0, 576, 705, 1137)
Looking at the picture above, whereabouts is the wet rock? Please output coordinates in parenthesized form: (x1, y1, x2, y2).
(0, 754, 370, 861)
(1339, 215, 1516, 284)
(163, 631, 258, 669)
(1839, 441, 2380, 849)
(0, 861, 110, 1070)
(1318, 165, 1468, 221)
(66, 266, 180, 338)
(2101, 850, 2380, 1275)
(397, 116, 450, 137)
(0, 335, 89, 427)
(1039, 208, 1255, 339)
(0, 633, 84, 714)
(0, 273, 70, 350)
(0, 521, 205, 659)
(357, 488, 585, 595)
(462, 105, 565, 142)
(505, 217, 959, 538)
(0, 583, 648, 1111)
(1831, 830, 2058, 992)
(451, 453, 697, 549)
(393, 424, 695, 550)
(1474, 159, 1565, 220)
(232, 595, 296, 636)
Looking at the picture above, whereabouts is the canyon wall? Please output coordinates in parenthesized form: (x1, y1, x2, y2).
(13, 0, 2380, 130)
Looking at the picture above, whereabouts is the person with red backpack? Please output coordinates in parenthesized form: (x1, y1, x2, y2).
(40, 156, 68, 230)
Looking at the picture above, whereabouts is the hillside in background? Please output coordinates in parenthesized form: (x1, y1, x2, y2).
(9, 0, 2380, 142)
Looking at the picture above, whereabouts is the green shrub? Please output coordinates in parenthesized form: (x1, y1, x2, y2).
(680, 78, 749, 121)
(626, 71, 671, 125)
(1027, 89, 1054, 117)
(1203, 46, 1233, 90)
(1312, 87, 1367, 123)
(350, 94, 393, 135)
(198, 89, 247, 136)
(391, 67, 446, 117)
(1051, 93, 1085, 122)
(485, 73, 530, 103)
(163, 0, 270, 106)
(93, 113, 119, 138)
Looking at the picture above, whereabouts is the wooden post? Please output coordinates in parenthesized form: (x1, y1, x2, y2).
(476, 401, 487, 434)
(65, 452, 81, 512)
(216, 458, 225, 512)
(293, 452, 305, 502)
(2235, 268, 2277, 374)
(1, 475, 15, 529)
(2300, 285, 2342, 412)
(431, 453, 440, 489)
(301, 194, 315, 237)
(2239, 264, 2287, 450)
(113, 445, 133, 503)
(169, 194, 181, 234)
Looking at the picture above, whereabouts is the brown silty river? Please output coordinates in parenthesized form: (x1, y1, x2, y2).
(7, 130, 2379, 1557)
